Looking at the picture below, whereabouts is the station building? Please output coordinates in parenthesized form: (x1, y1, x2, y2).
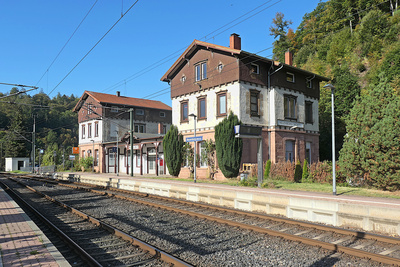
(161, 34, 329, 179)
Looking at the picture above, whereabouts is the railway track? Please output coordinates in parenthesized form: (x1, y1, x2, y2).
(0, 177, 191, 267)
(5, 174, 400, 266)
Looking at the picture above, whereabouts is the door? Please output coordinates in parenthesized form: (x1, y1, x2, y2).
(108, 148, 115, 173)
(147, 147, 156, 174)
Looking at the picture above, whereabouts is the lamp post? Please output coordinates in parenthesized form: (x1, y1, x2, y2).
(323, 83, 336, 195)
(115, 130, 119, 176)
(90, 140, 94, 172)
(188, 113, 197, 183)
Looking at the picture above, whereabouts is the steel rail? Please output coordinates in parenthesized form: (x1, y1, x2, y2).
(45, 178, 400, 266)
(0, 181, 103, 267)
(12, 175, 400, 266)
(8, 178, 193, 267)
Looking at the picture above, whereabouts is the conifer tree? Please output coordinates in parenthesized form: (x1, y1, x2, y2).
(163, 125, 184, 177)
(214, 112, 243, 178)
(338, 76, 400, 190)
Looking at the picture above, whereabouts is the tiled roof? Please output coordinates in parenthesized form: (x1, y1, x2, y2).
(73, 91, 172, 112)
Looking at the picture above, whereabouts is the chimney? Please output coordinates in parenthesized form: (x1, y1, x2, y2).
(230, 33, 241, 50)
(116, 91, 120, 97)
(285, 50, 293, 66)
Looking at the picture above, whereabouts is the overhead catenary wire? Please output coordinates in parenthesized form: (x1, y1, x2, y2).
(101, 0, 282, 94)
(35, 0, 99, 87)
(47, 0, 140, 97)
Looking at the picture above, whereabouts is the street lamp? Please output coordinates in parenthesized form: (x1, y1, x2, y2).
(188, 113, 197, 183)
(323, 83, 336, 196)
(90, 140, 94, 172)
(115, 130, 119, 176)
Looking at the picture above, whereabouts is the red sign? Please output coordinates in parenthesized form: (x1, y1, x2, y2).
(159, 159, 164, 166)
(72, 147, 79, 154)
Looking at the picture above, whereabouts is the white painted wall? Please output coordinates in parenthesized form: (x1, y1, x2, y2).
(5, 158, 30, 171)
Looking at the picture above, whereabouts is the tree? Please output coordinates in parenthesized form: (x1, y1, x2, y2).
(338, 76, 400, 190)
(163, 125, 184, 176)
(215, 112, 243, 178)
(269, 12, 293, 62)
(201, 139, 216, 179)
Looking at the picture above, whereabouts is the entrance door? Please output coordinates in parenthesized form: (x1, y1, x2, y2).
(147, 147, 156, 174)
(108, 149, 115, 173)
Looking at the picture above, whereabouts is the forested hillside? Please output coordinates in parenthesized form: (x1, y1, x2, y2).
(0, 88, 78, 170)
(270, 0, 400, 189)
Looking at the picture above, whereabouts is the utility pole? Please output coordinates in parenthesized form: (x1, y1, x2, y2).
(32, 115, 36, 173)
(130, 108, 134, 177)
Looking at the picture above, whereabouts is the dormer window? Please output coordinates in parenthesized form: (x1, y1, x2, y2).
(250, 63, 259, 74)
(286, 72, 295, 83)
(195, 62, 207, 81)
(217, 63, 224, 72)
(306, 79, 312, 88)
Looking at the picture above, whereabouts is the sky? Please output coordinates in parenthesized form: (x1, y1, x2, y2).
(1, 0, 323, 107)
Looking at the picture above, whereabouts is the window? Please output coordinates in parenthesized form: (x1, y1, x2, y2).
(111, 106, 118, 112)
(109, 148, 115, 165)
(305, 142, 311, 163)
(286, 72, 295, 83)
(305, 101, 313, 123)
(160, 111, 166, 117)
(250, 90, 260, 116)
(195, 62, 207, 81)
(134, 124, 145, 133)
(82, 125, 86, 139)
(94, 149, 99, 166)
(94, 122, 99, 137)
(181, 75, 186, 83)
(88, 104, 93, 114)
(162, 125, 167, 134)
(136, 109, 144, 115)
(198, 97, 206, 119)
(199, 142, 207, 167)
(250, 63, 259, 74)
(181, 101, 188, 122)
(136, 150, 141, 167)
(284, 95, 297, 119)
(82, 150, 86, 158)
(217, 93, 227, 116)
(285, 140, 295, 162)
(306, 79, 312, 88)
(88, 123, 92, 138)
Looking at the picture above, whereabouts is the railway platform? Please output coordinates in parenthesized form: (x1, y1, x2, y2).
(57, 172, 400, 237)
(0, 187, 70, 267)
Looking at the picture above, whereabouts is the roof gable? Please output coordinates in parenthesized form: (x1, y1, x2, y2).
(73, 91, 172, 112)
(160, 39, 241, 82)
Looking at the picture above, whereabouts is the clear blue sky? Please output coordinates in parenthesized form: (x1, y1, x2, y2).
(1, 0, 322, 107)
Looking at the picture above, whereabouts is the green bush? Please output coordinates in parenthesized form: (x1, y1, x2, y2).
(80, 157, 93, 171)
(264, 160, 271, 179)
(294, 161, 302, 183)
(302, 160, 309, 182)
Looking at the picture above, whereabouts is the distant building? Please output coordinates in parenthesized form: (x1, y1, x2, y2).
(5, 157, 30, 172)
(161, 34, 328, 179)
(73, 91, 172, 175)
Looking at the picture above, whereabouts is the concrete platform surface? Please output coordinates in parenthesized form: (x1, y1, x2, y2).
(0, 187, 70, 267)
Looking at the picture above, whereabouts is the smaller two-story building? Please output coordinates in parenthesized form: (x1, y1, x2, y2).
(73, 91, 172, 175)
(161, 34, 328, 179)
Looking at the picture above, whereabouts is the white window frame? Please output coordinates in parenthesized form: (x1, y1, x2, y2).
(136, 109, 144, 116)
(195, 62, 207, 81)
(250, 63, 259, 74)
(286, 72, 295, 83)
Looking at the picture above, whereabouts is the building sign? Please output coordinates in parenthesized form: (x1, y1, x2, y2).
(186, 136, 203, 142)
(72, 147, 79, 154)
(234, 125, 262, 136)
(69, 155, 76, 160)
(277, 120, 304, 129)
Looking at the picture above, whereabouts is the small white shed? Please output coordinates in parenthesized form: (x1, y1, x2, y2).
(5, 157, 30, 171)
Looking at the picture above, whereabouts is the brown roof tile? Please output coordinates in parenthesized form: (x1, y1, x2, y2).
(74, 91, 171, 112)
